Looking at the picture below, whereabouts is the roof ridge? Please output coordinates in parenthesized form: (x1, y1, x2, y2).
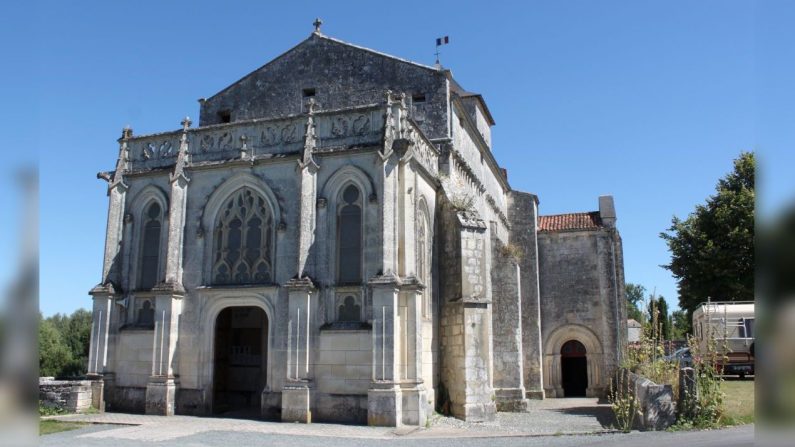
(539, 211, 599, 217)
(317, 34, 440, 72)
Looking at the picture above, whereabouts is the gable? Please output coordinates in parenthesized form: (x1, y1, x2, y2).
(199, 34, 450, 139)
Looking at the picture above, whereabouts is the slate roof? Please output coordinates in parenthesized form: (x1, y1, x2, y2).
(538, 212, 603, 232)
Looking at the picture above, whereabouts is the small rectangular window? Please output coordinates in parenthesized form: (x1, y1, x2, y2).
(743, 318, 754, 338)
(218, 110, 231, 123)
(412, 93, 426, 103)
(302, 88, 316, 98)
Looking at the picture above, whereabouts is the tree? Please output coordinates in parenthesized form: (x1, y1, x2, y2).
(671, 310, 689, 340)
(647, 297, 671, 341)
(39, 317, 73, 378)
(661, 152, 754, 318)
(38, 309, 93, 378)
(625, 283, 646, 323)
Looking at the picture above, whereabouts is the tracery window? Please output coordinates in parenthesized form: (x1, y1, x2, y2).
(139, 202, 162, 289)
(212, 187, 274, 285)
(337, 184, 362, 284)
(417, 209, 430, 318)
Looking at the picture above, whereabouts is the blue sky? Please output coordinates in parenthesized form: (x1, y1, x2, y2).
(2, 1, 791, 316)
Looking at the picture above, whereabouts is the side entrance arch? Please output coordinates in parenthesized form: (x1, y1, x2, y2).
(543, 324, 604, 398)
(212, 306, 269, 415)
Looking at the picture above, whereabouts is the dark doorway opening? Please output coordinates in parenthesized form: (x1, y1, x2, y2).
(561, 339, 587, 397)
(213, 306, 268, 416)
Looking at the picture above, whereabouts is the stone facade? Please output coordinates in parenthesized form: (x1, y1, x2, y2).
(88, 27, 625, 426)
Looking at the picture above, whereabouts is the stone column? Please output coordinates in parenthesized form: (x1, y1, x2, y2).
(145, 118, 190, 416)
(507, 191, 545, 400)
(368, 274, 402, 426)
(282, 278, 316, 423)
(86, 292, 112, 413)
(398, 280, 427, 426)
(490, 237, 529, 411)
(145, 291, 183, 415)
(87, 127, 132, 410)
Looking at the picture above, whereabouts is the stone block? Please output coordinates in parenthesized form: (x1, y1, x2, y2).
(145, 377, 177, 416)
(281, 382, 312, 423)
(367, 382, 402, 427)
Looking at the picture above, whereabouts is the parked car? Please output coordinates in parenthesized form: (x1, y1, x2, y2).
(664, 347, 693, 367)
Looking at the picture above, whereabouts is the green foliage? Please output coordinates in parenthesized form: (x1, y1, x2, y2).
(625, 283, 646, 307)
(661, 152, 755, 316)
(608, 372, 639, 432)
(674, 335, 726, 429)
(38, 309, 92, 378)
(622, 311, 679, 397)
(647, 297, 671, 341)
(671, 310, 689, 339)
(625, 283, 646, 323)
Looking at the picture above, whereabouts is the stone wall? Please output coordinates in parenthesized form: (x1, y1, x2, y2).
(617, 369, 676, 431)
(39, 378, 93, 413)
(200, 33, 450, 140)
(537, 227, 625, 396)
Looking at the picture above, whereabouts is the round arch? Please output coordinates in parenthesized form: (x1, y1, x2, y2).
(543, 324, 604, 398)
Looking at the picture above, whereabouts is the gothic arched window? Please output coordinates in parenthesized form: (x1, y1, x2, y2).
(337, 184, 362, 284)
(139, 202, 162, 289)
(212, 187, 274, 285)
(417, 207, 430, 318)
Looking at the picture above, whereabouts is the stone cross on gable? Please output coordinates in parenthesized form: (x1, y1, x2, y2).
(313, 18, 323, 33)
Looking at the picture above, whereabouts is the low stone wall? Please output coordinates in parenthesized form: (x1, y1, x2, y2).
(617, 369, 676, 430)
(39, 377, 93, 413)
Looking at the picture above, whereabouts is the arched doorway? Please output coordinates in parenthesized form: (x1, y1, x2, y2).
(213, 306, 268, 415)
(560, 340, 587, 397)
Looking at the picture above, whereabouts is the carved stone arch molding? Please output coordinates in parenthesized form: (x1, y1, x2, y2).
(196, 291, 277, 412)
(201, 172, 283, 285)
(543, 324, 605, 398)
(124, 184, 170, 292)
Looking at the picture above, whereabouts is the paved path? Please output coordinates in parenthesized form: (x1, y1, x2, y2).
(41, 423, 754, 447)
(44, 398, 614, 442)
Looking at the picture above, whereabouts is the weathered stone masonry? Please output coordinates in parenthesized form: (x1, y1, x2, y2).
(88, 27, 626, 426)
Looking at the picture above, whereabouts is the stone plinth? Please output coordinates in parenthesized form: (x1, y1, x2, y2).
(367, 381, 402, 426)
(281, 381, 312, 423)
(145, 377, 177, 416)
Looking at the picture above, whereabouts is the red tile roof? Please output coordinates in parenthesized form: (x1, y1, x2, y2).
(538, 212, 602, 232)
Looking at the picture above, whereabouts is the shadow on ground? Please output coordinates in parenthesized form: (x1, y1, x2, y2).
(550, 406, 616, 428)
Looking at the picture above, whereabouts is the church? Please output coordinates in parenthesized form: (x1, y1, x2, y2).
(87, 24, 627, 426)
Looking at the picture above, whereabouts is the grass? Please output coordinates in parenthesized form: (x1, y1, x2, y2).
(39, 420, 88, 435)
(721, 378, 755, 425)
